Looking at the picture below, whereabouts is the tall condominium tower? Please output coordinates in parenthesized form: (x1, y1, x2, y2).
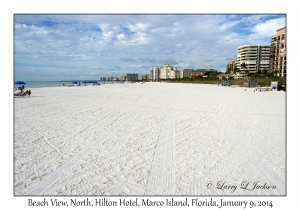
(149, 67, 160, 81)
(270, 27, 286, 77)
(237, 44, 270, 78)
(160, 64, 177, 79)
(126, 73, 138, 81)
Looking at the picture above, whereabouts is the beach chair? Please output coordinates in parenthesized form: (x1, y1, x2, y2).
(14, 89, 29, 97)
(14, 92, 26, 97)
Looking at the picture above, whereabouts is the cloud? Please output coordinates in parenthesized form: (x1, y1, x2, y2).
(120, 57, 136, 62)
(128, 23, 148, 32)
(114, 65, 120, 69)
(186, 65, 195, 69)
(139, 58, 158, 63)
(140, 65, 150, 69)
(251, 17, 286, 37)
(107, 71, 116, 75)
(159, 58, 180, 65)
(219, 20, 241, 31)
(225, 56, 237, 61)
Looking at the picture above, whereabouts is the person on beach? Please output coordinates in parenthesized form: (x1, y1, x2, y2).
(15, 90, 23, 96)
(28, 90, 31, 97)
(15, 89, 26, 97)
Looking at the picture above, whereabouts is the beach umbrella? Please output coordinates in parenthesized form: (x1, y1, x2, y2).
(14, 81, 26, 90)
(72, 81, 78, 84)
(14, 81, 26, 85)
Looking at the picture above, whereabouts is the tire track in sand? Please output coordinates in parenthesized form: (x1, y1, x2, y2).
(144, 91, 176, 195)
(173, 94, 223, 195)
(26, 92, 156, 196)
(182, 92, 285, 195)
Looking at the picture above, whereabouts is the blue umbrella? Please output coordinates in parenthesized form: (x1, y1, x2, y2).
(72, 81, 78, 84)
(14, 81, 26, 85)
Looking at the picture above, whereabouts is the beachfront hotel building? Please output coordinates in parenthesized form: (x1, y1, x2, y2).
(142, 74, 150, 81)
(226, 60, 238, 73)
(120, 76, 127, 81)
(237, 44, 271, 78)
(126, 73, 138, 81)
(100, 77, 111, 81)
(149, 67, 160, 81)
(160, 64, 178, 79)
(179, 68, 216, 78)
(112, 77, 119, 81)
(180, 69, 192, 78)
(270, 27, 286, 77)
(100, 76, 120, 81)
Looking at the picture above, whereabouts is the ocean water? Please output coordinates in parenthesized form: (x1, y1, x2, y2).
(14, 81, 117, 88)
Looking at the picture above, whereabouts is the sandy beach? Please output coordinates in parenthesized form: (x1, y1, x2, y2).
(14, 83, 286, 196)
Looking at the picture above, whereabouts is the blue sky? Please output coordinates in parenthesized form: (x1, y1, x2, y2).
(14, 14, 286, 81)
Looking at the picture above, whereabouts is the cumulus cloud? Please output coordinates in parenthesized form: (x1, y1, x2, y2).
(251, 17, 286, 37)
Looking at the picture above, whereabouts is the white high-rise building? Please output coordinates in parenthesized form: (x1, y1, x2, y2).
(159, 64, 178, 79)
(237, 44, 270, 78)
(150, 67, 160, 81)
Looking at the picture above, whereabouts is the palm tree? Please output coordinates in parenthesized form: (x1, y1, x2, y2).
(245, 70, 249, 79)
(234, 67, 240, 78)
(257, 70, 261, 75)
(262, 68, 267, 77)
(240, 62, 248, 80)
(226, 67, 232, 74)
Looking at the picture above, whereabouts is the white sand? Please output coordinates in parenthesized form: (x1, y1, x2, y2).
(14, 83, 286, 196)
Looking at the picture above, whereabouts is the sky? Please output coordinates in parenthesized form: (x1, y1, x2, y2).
(14, 14, 286, 81)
